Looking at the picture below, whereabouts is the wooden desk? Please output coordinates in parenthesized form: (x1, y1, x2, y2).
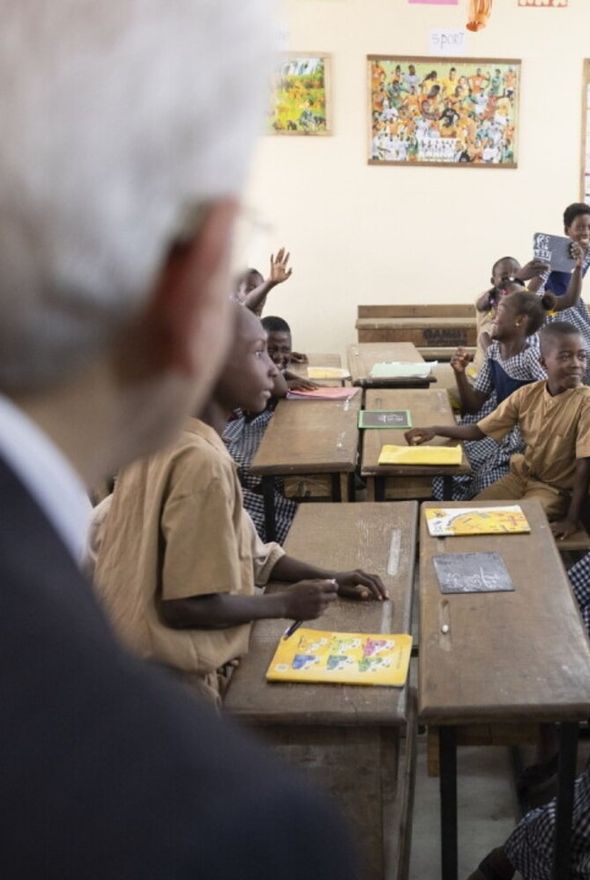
(419, 499, 590, 880)
(251, 395, 361, 541)
(225, 501, 419, 880)
(361, 389, 470, 501)
(348, 342, 435, 389)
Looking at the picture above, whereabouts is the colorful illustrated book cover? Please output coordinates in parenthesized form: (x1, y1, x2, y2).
(306, 366, 351, 380)
(433, 552, 514, 594)
(359, 409, 412, 430)
(378, 444, 462, 466)
(425, 505, 531, 537)
(369, 361, 435, 379)
(266, 628, 412, 687)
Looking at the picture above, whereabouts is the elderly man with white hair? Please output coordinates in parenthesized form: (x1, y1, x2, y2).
(0, 4, 358, 878)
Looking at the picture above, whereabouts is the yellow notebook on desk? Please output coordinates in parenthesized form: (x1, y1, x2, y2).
(378, 445, 462, 466)
(306, 366, 351, 380)
(266, 628, 412, 687)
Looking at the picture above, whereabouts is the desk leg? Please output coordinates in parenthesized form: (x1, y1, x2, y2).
(439, 726, 458, 880)
(261, 476, 277, 543)
(375, 476, 385, 502)
(552, 722, 578, 880)
(331, 473, 342, 503)
(442, 475, 453, 501)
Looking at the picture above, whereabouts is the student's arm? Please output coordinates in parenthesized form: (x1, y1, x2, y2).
(552, 245, 586, 311)
(243, 248, 292, 315)
(451, 347, 488, 413)
(284, 371, 319, 391)
(550, 458, 590, 540)
(515, 258, 549, 288)
(270, 555, 388, 601)
(404, 424, 484, 445)
(161, 580, 338, 629)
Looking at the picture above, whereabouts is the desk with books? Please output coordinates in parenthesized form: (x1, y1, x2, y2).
(419, 499, 590, 880)
(289, 352, 349, 386)
(361, 389, 470, 501)
(348, 342, 435, 389)
(250, 394, 361, 542)
(225, 501, 418, 880)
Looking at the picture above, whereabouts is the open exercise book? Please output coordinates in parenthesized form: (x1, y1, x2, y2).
(425, 505, 531, 537)
(266, 628, 412, 687)
(369, 361, 435, 379)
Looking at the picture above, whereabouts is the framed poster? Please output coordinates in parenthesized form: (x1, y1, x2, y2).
(368, 55, 520, 167)
(268, 53, 331, 135)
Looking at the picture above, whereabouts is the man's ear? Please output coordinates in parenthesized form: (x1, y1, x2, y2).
(539, 352, 547, 372)
(142, 199, 238, 378)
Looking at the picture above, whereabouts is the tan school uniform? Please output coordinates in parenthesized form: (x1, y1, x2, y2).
(93, 418, 284, 703)
(475, 381, 590, 519)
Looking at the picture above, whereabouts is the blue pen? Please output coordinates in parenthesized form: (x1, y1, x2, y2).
(282, 619, 303, 641)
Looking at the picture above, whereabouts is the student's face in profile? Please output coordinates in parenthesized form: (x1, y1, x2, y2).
(266, 330, 292, 371)
(217, 311, 278, 413)
(565, 214, 590, 247)
(491, 299, 519, 341)
(541, 334, 587, 392)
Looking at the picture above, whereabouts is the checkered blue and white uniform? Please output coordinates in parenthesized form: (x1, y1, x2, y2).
(223, 409, 297, 545)
(433, 341, 546, 500)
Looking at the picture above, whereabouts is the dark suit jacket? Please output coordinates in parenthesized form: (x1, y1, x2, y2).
(0, 456, 358, 879)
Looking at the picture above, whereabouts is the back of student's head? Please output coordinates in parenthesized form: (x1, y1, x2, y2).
(563, 202, 590, 229)
(0, 1, 273, 393)
(261, 316, 292, 335)
(539, 321, 582, 356)
(502, 290, 556, 336)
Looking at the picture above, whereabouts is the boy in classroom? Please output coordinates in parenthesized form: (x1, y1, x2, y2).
(93, 305, 386, 705)
(434, 289, 552, 501)
(234, 246, 293, 317)
(406, 322, 590, 540)
(224, 315, 316, 544)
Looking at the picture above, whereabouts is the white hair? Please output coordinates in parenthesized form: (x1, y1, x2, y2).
(0, 0, 274, 390)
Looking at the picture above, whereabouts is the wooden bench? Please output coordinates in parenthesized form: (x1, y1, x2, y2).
(356, 306, 477, 361)
(225, 501, 419, 880)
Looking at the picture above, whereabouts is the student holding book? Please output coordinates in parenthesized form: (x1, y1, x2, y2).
(94, 305, 387, 705)
(434, 289, 551, 501)
(406, 322, 590, 538)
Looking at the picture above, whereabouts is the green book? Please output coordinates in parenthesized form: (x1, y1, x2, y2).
(358, 409, 412, 430)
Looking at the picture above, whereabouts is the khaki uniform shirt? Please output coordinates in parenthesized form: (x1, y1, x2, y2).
(93, 419, 284, 694)
(477, 381, 590, 491)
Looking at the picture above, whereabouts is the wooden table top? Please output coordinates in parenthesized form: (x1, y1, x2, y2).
(250, 395, 361, 476)
(348, 342, 431, 387)
(419, 499, 590, 725)
(289, 353, 346, 386)
(361, 388, 470, 477)
(225, 501, 418, 726)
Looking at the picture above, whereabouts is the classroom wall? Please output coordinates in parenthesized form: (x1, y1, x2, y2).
(236, 0, 590, 357)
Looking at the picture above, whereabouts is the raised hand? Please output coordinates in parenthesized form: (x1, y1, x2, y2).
(269, 247, 293, 286)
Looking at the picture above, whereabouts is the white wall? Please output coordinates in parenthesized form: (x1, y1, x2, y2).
(238, 0, 590, 357)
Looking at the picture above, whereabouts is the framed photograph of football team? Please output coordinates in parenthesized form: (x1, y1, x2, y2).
(268, 53, 331, 135)
(368, 55, 520, 168)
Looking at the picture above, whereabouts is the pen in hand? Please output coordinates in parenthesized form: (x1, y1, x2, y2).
(282, 619, 303, 641)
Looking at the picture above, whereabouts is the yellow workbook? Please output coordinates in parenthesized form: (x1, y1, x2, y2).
(266, 628, 412, 687)
(425, 504, 531, 537)
(378, 444, 462, 466)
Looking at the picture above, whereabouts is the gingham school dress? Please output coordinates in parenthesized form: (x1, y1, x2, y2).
(433, 340, 546, 501)
(223, 409, 297, 545)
